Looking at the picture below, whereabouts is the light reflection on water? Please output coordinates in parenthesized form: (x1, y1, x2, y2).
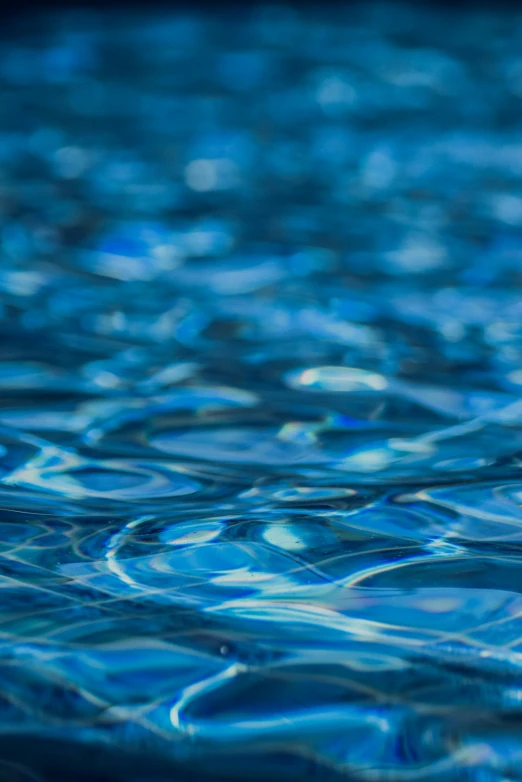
(1, 3, 522, 780)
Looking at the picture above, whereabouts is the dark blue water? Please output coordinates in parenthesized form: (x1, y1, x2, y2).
(2, 4, 522, 780)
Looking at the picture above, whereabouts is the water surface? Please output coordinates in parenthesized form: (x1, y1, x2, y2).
(1, 4, 522, 780)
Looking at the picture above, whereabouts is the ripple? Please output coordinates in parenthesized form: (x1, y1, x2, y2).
(151, 426, 330, 466)
(2, 3, 522, 781)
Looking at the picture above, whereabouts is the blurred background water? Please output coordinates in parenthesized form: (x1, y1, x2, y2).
(2, 2, 522, 780)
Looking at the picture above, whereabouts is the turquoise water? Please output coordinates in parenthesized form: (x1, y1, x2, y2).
(2, 3, 522, 780)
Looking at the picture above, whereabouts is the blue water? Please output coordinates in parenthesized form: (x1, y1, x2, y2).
(2, 3, 522, 780)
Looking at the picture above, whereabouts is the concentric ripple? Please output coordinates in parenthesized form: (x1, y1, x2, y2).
(2, 2, 522, 781)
